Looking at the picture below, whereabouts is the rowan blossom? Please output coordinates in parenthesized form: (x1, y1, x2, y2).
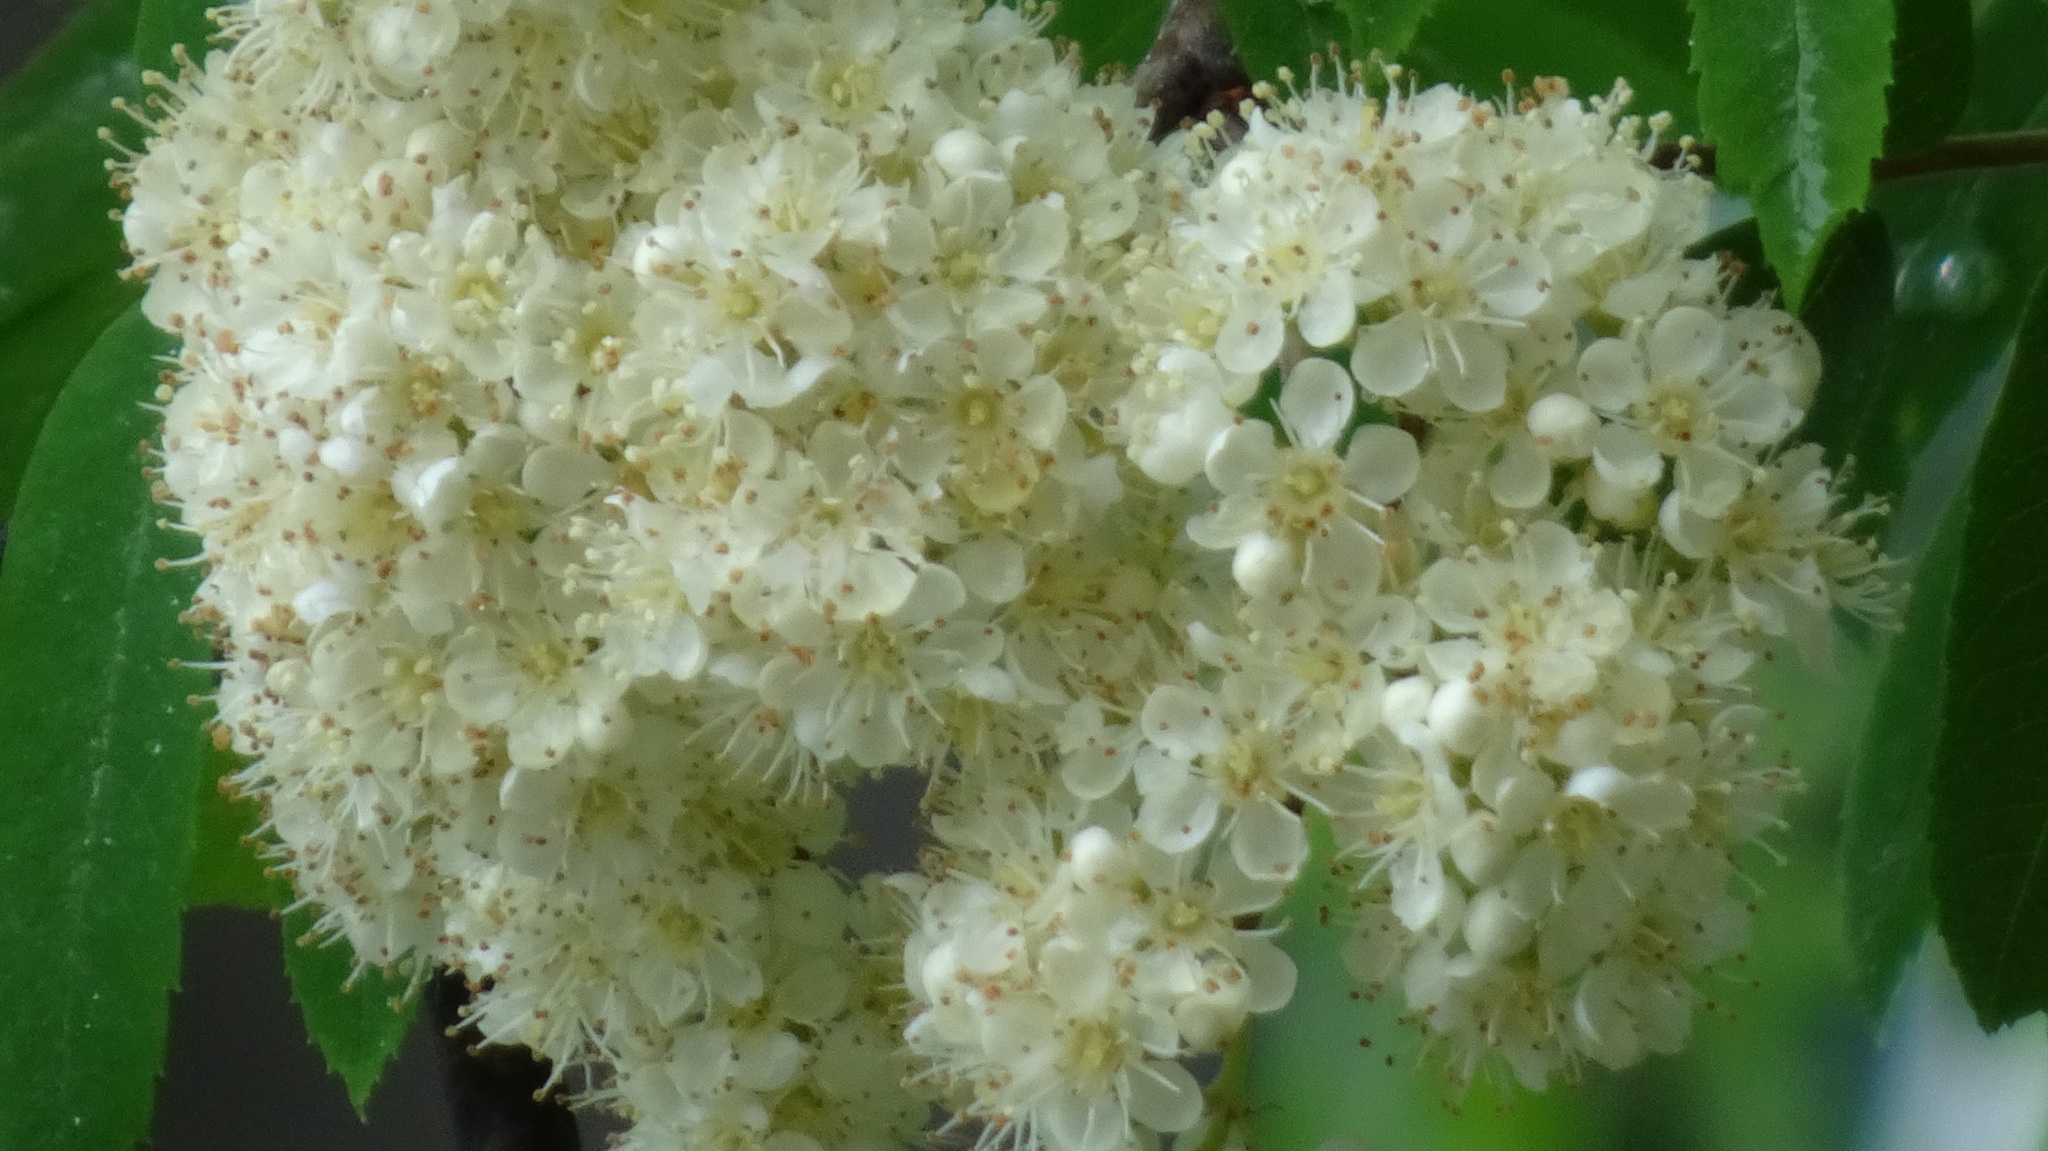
(130, 1, 1889, 1144)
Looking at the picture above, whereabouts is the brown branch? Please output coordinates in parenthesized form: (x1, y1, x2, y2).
(1650, 132, 2048, 185)
(1130, 0, 1251, 142)
(1872, 132, 2048, 181)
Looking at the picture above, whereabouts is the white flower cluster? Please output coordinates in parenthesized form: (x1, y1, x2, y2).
(126, 0, 1887, 1146)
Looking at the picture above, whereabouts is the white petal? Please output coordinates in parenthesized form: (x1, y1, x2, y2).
(1646, 306, 1725, 382)
(1590, 423, 1665, 491)
(1439, 325, 1508, 412)
(1039, 938, 1113, 1014)
(1673, 447, 1748, 517)
(994, 198, 1070, 282)
(1278, 356, 1356, 449)
(1230, 796, 1309, 879)
(1340, 423, 1421, 504)
(521, 443, 612, 509)
(1576, 338, 1646, 413)
(1203, 421, 1279, 494)
(1352, 311, 1430, 397)
(1062, 737, 1134, 801)
(1526, 392, 1595, 459)
(893, 562, 968, 626)
(1487, 437, 1552, 508)
(932, 129, 1003, 178)
(1137, 776, 1221, 854)
(1233, 532, 1297, 598)
(1474, 243, 1551, 318)
(1130, 1059, 1204, 1134)
(1391, 847, 1447, 930)
(1216, 294, 1285, 374)
(1305, 515, 1381, 601)
(1141, 684, 1227, 758)
(952, 536, 1028, 604)
(1236, 933, 1299, 1012)
(1297, 270, 1358, 347)
(1425, 679, 1490, 756)
(1463, 886, 1534, 960)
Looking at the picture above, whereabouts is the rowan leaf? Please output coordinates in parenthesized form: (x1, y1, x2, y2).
(1689, 0, 1892, 308)
(0, 304, 208, 1151)
(280, 903, 421, 1116)
(0, 0, 142, 329)
(1841, 494, 1963, 1013)
(1929, 268, 2048, 1029)
(1406, 0, 1696, 130)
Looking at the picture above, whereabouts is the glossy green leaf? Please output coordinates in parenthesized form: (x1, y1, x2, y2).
(0, 305, 207, 1151)
(1045, 0, 1170, 74)
(1337, 0, 1436, 59)
(0, 271, 141, 512)
(133, 0, 217, 74)
(1951, 0, 2042, 136)
(1405, 0, 1696, 131)
(1797, 210, 1895, 474)
(1929, 269, 2048, 1030)
(0, 0, 139, 144)
(282, 903, 421, 1115)
(1243, 815, 1597, 1151)
(185, 741, 273, 911)
(1690, 0, 1892, 309)
(0, 0, 143, 330)
(1841, 494, 1965, 1014)
(1884, 0, 1972, 156)
(1221, 0, 1349, 82)
(1848, 0, 2048, 522)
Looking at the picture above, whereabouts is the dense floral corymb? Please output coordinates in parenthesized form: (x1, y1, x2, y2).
(125, 0, 1889, 1147)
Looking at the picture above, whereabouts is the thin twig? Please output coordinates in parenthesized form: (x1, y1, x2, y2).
(1872, 131, 2048, 181)
(1651, 132, 2048, 185)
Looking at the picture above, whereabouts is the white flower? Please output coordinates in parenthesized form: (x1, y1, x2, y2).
(135, 0, 1889, 1123)
(1416, 522, 1668, 764)
(1579, 305, 1814, 516)
(1188, 357, 1419, 602)
(1350, 178, 1555, 413)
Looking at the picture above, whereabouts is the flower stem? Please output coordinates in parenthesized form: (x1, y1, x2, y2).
(1192, 1023, 1255, 1151)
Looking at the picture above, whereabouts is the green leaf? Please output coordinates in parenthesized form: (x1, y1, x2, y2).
(1045, 0, 1170, 74)
(1405, 0, 1696, 131)
(1243, 815, 1598, 1151)
(1337, 0, 1436, 59)
(1220, 0, 1349, 82)
(0, 305, 208, 1151)
(1796, 210, 1895, 474)
(0, 0, 144, 330)
(1689, 0, 1893, 309)
(1841, 493, 1965, 1014)
(1951, 0, 2043, 136)
(1929, 268, 2048, 1030)
(0, 271, 142, 513)
(1884, 0, 1973, 156)
(281, 902, 420, 1115)
(0, 0, 139, 143)
(1848, 0, 2048, 521)
(132, 0, 216, 74)
(186, 741, 273, 911)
